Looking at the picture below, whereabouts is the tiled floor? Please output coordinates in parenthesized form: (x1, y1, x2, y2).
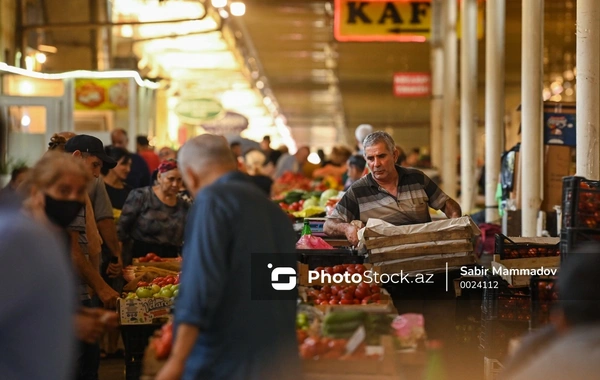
(99, 359, 125, 380)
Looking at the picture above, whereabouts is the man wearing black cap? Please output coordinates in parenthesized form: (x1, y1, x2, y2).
(65, 134, 123, 380)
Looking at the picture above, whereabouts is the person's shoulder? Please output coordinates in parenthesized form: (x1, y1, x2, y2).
(349, 173, 372, 190)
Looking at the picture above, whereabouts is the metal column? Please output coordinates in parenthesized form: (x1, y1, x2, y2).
(442, 0, 458, 199)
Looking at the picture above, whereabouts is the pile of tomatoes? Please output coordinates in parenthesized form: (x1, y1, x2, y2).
(308, 282, 382, 306)
(298, 334, 378, 360)
(279, 199, 305, 212)
(138, 253, 166, 263)
(137, 274, 180, 288)
(314, 263, 368, 276)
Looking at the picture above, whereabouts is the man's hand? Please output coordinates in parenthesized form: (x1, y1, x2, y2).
(345, 224, 360, 246)
(106, 255, 123, 278)
(98, 286, 119, 309)
(156, 358, 185, 380)
(75, 312, 105, 344)
(441, 198, 462, 219)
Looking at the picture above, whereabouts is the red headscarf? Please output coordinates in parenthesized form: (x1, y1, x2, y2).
(158, 159, 178, 173)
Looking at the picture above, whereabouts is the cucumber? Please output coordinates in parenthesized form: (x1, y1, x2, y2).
(323, 311, 367, 325)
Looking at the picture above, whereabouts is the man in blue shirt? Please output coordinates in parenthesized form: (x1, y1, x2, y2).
(157, 134, 300, 380)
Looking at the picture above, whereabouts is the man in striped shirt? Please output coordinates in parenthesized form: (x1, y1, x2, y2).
(324, 131, 462, 245)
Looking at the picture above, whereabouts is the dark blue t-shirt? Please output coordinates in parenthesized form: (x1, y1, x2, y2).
(175, 171, 300, 380)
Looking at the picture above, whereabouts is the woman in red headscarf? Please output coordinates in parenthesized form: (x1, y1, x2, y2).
(118, 159, 189, 259)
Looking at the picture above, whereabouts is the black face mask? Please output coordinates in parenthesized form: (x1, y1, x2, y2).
(44, 194, 85, 228)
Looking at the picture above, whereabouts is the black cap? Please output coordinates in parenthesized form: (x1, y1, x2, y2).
(64, 135, 117, 169)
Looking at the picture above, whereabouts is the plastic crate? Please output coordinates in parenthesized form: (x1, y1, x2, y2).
(484, 356, 504, 380)
(562, 176, 600, 229)
(559, 228, 600, 261)
(296, 248, 362, 269)
(121, 324, 161, 380)
(529, 276, 558, 329)
(479, 318, 529, 359)
(482, 275, 531, 322)
(495, 234, 560, 260)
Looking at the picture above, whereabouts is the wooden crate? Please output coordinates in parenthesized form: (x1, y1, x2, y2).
(491, 255, 560, 287)
(303, 336, 398, 379)
(363, 220, 478, 274)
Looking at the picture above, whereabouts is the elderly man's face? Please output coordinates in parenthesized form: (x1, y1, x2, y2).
(112, 132, 128, 148)
(364, 142, 398, 183)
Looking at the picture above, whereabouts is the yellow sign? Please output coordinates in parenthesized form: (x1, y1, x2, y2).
(334, 0, 484, 42)
(74, 78, 129, 110)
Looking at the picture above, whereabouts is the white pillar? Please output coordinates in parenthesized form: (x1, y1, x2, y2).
(460, 0, 478, 214)
(485, 0, 505, 223)
(430, 0, 444, 172)
(442, 0, 458, 199)
(521, 0, 544, 237)
(576, 0, 600, 180)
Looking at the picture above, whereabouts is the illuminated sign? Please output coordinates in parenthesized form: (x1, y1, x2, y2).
(334, 0, 484, 43)
(393, 72, 431, 97)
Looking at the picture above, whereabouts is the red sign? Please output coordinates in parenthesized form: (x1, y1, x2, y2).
(393, 72, 431, 97)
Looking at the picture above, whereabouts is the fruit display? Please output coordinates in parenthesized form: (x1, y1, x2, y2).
(313, 264, 368, 276)
(272, 173, 312, 196)
(306, 282, 382, 306)
(562, 177, 600, 228)
(137, 253, 170, 263)
(531, 278, 558, 327)
(123, 265, 180, 283)
(500, 246, 560, 259)
(124, 275, 181, 299)
(496, 293, 530, 321)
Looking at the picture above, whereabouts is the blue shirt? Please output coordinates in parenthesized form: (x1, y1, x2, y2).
(0, 196, 76, 380)
(175, 171, 300, 380)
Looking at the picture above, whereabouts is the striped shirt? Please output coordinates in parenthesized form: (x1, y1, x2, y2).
(329, 166, 449, 226)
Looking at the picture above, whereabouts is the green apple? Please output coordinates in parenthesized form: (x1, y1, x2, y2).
(172, 284, 180, 291)
(160, 288, 173, 298)
(151, 284, 161, 294)
(136, 286, 154, 298)
(173, 289, 179, 297)
(153, 292, 162, 298)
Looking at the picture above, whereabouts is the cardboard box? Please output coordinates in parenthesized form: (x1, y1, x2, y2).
(541, 145, 573, 212)
(118, 298, 173, 325)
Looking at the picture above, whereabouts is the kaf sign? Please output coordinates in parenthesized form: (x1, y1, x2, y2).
(334, 0, 484, 42)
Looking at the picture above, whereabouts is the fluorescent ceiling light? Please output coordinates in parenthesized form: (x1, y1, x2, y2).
(0, 62, 160, 89)
(230, 2, 245, 16)
(153, 51, 239, 70)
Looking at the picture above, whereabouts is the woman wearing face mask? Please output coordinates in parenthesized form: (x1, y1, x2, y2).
(118, 159, 189, 259)
(19, 153, 119, 364)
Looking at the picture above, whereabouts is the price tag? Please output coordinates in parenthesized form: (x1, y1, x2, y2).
(345, 325, 366, 355)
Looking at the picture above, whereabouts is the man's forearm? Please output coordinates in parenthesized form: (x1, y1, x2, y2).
(70, 231, 109, 291)
(171, 323, 200, 363)
(97, 219, 121, 257)
(324, 218, 351, 237)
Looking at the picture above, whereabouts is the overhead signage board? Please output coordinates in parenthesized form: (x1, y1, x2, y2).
(74, 79, 129, 110)
(393, 72, 430, 97)
(174, 98, 224, 124)
(334, 0, 484, 42)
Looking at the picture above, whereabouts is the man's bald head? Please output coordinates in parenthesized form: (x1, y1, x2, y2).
(111, 129, 128, 148)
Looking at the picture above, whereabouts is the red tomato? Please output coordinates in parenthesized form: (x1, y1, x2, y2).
(361, 296, 372, 305)
(329, 299, 338, 305)
(353, 299, 361, 304)
(370, 285, 381, 294)
(151, 258, 162, 262)
(357, 282, 370, 290)
(340, 299, 353, 305)
(138, 257, 149, 263)
(355, 288, 370, 300)
(173, 277, 180, 285)
(355, 264, 366, 274)
(346, 267, 356, 275)
(317, 293, 329, 301)
(137, 281, 148, 287)
(147, 253, 158, 260)
(299, 199, 305, 206)
(321, 285, 331, 294)
(314, 266, 324, 273)
(371, 293, 381, 301)
(333, 265, 345, 274)
(164, 277, 175, 285)
(331, 285, 340, 296)
(342, 291, 354, 301)
(279, 202, 288, 209)
(324, 267, 335, 275)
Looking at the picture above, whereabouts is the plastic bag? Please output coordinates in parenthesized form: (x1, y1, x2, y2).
(296, 234, 334, 250)
(391, 313, 426, 348)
